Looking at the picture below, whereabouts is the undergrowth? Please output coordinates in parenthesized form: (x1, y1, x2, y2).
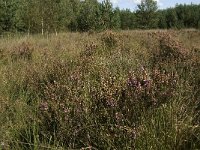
(0, 30, 200, 149)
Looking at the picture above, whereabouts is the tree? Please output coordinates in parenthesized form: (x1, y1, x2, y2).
(157, 10, 167, 29)
(76, 0, 100, 31)
(14, 0, 61, 34)
(14, 0, 37, 33)
(175, 4, 185, 28)
(0, 0, 18, 32)
(165, 8, 178, 28)
(120, 9, 135, 29)
(68, 0, 81, 31)
(99, 0, 113, 29)
(99, 0, 121, 30)
(135, 0, 158, 29)
(110, 7, 121, 29)
(198, 21, 200, 30)
(0, 0, 4, 34)
(35, 0, 61, 34)
(58, 0, 74, 31)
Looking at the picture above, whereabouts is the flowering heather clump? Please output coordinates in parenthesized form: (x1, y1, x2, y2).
(10, 42, 33, 61)
(39, 102, 48, 111)
(149, 32, 189, 65)
(80, 42, 98, 58)
(126, 67, 178, 108)
(101, 30, 120, 49)
(1, 31, 200, 149)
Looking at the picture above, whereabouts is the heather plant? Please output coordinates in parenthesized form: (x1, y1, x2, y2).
(100, 30, 120, 50)
(0, 30, 200, 149)
(80, 42, 98, 59)
(10, 42, 33, 62)
(149, 32, 187, 64)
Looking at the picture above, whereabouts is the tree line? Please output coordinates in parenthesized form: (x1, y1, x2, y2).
(0, 0, 200, 34)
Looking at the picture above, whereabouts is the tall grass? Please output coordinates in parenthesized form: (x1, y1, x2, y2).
(0, 30, 200, 149)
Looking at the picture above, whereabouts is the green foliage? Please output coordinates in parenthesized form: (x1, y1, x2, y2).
(76, 0, 100, 31)
(135, 0, 158, 29)
(158, 11, 167, 29)
(58, 0, 75, 31)
(99, 0, 114, 29)
(1, 0, 200, 33)
(158, 4, 200, 29)
(120, 9, 136, 29)
(14, 0, 35, 33)
(111, 8, 121, 29)
(166, 8, 178, 28)
(0, 0, 18, 32)
(98, 0, 121, 30)
(75, 0, 121, 32)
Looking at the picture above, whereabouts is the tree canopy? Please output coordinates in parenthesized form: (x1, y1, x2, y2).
(0, 0, 200, 34)
(136, 0, 158, 29)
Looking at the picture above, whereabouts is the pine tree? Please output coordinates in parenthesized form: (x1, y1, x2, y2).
(135, 0, 158, 29)
(157, 10, 167, 29)
(110, 7, 121, 29)
(120, 9, 135, 30)
(166, 8, 178, 28)
(99, 0, 113, 29)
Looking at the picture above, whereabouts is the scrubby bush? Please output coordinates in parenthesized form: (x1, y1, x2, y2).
(101, 30, 120, 49)
(10, 42, 33, 61)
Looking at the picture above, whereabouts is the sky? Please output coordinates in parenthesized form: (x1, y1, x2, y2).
(98, 0, 200, 10)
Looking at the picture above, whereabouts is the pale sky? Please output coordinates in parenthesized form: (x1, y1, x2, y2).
(98, 0, 200, 10)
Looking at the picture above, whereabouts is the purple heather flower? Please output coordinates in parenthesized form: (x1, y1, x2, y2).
(127, 78, 140, 88)
(141, 80, 150, 87)
(39, 102, 48, 111)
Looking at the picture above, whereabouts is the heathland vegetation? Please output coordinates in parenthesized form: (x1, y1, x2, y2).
(0, 0, 200, 149)
(0, 29, 200, 149)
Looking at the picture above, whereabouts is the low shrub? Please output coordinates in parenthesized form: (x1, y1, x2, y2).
(10, 42, 33, 61)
